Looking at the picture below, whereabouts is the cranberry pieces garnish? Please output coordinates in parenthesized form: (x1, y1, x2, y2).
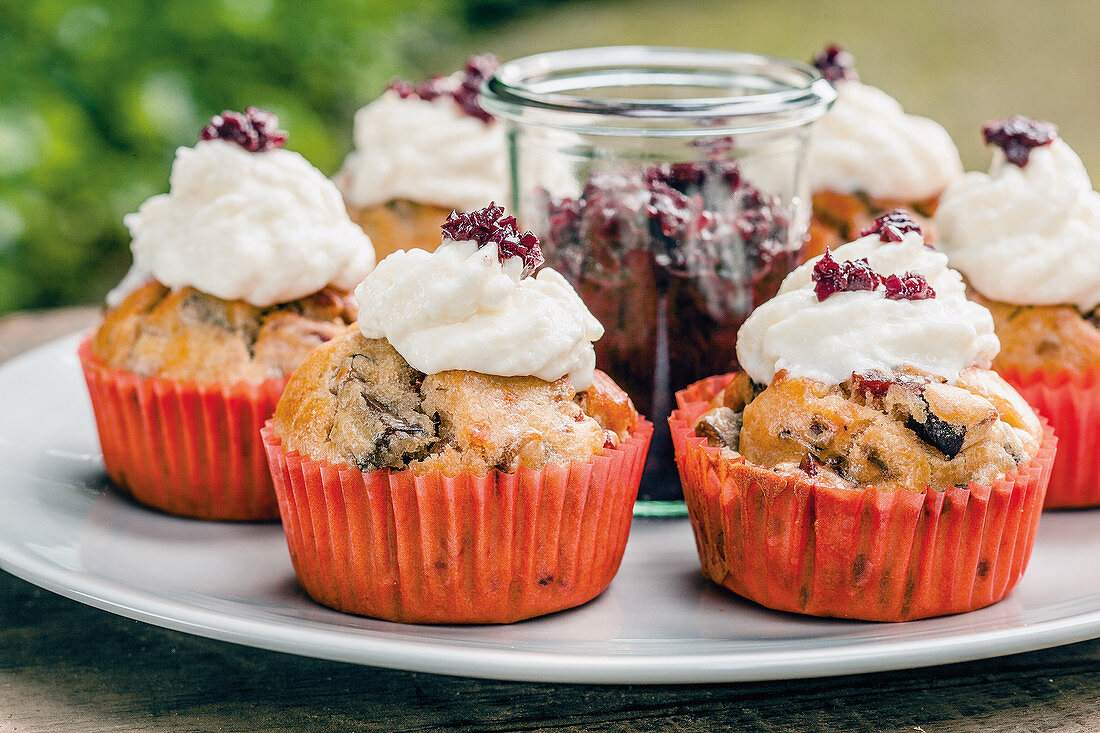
(386, 54, 499, 123)
(861, 209, 922, 243)
(812, 250, 881, 301)
(441, 203, 544, 277)
(883, 272, 935, 301)
(813, 250, 935, 302)
(200, 107, 287, 152)
(812, 44, 859, 83)
(982, 116, 1058, 167)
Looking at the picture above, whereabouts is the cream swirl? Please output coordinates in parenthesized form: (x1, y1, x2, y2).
(737, 231, 999, 385)
(335, 91, 507, 211)
(935, 140, 1100, 311)
(116, 139, 375, 308)
(355, 241, 603, 390)
(810, 80, 962, 200)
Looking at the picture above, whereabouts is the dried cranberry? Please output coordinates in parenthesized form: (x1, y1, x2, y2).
(861, 209, 922, 243)
(851, 369, 929, 400)
(441, 203, 544, 277)
(800, 453, 820, 477)
(812, 250, 882, 301)
(851, 370, 894, 399)
(812, 44, 859, 84)
(200, 107, 287, 152)
(385, 54, 499, 123)
(982, 116, 1058, 167)
(883, 271, 935, 301)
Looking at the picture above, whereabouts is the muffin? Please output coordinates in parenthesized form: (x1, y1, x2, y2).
(81, 107, 375, 520)
(936, 116, 1100, 507)
(262, 203, 653, 623)
(669, 211, 1055, 621)
(805, 45, 962, 258)
(334, 55, 507, 260)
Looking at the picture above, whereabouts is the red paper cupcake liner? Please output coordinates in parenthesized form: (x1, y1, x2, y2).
(670, 374, 1056, 622)
(1000, 366, 1100, 509)
(79, 338, 285, 521)
(261, 418, 653, 624)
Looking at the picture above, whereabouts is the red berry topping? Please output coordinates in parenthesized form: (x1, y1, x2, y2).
(812, 250, 882, 301)
(441, 203, 544, 277)
(200, 107, 287, 152)
(812, 44, 859, 84)
(982, 116, 1058, 167)
(386, 54, 500, 123)
(813, 250, 935, 302)
(861, 209, 923, 243)
(883, 271, 935, 301)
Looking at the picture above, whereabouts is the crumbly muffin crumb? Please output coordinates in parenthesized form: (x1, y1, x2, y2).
(694, 366, 1040, 492)
(274, 329, 638, 476)
(976, 292, 1100, 372)
(91, 281, 357, 383)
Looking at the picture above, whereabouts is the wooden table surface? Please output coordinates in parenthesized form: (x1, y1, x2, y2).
(2, 307, 1099, 733)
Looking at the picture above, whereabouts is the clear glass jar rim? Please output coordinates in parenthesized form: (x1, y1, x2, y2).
(481, 46, 836, 126)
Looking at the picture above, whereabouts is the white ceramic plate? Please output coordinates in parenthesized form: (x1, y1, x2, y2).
(2, 334, 1100, 684)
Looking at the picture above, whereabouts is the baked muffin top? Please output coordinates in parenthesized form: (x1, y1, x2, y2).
(91, 281, 356, 383)
(700, 210, 1041, 491)
(273, 329, 636, 476)
(695, 366, 1040, 493)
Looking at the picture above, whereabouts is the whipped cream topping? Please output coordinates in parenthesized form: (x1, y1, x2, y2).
(355, 240, 604, 390)
(335, 90, 507, 211)
(114, 139, 375, 308)
(809, 80, 962, 200)
(737, 231, 999, 386)
(935, 139, 1100, 312)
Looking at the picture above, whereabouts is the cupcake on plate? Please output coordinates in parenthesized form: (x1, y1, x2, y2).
(334, 55, 507, 260)
(81, 108, 376, 520)
(805, 45, 962, 258)
(262, 203, 653, 624)
(669, 210, 1055, 621)
(936, 116, 1100, 507)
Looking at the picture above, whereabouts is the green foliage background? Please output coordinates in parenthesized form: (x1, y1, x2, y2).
(0, 0, 522, 314)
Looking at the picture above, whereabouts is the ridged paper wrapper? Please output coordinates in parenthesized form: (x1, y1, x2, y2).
(261, 419, 653, 624)
(1001, 366, 1100, 509)
(671, 374, 1056, 622)
(79, 338, 284, 521)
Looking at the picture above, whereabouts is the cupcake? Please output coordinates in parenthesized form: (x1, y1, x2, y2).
(262, 203, 653, 623)
(334, 55, 507, 260)
(936, 116, 1100, 507)
(81, 107, 376, 520)
(669, 211, 1055, 621)
(805, 45, 962, 258)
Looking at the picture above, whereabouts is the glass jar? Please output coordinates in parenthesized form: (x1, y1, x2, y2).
(482, 46, 835, 514)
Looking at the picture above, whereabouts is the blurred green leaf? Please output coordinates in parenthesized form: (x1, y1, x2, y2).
(0, 0, 530, 313)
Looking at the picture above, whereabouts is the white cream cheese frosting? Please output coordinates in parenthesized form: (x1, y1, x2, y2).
(335, 90, 508, 211)
(113, 139, 375, 308)
(736, 230, 999, 386)
(935, 139, 1100, 312)
(809, 80, 963, 200)
(355, 240, 604, 390)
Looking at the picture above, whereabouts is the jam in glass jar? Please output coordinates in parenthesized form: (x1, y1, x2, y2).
(482, 47, 835, 514)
